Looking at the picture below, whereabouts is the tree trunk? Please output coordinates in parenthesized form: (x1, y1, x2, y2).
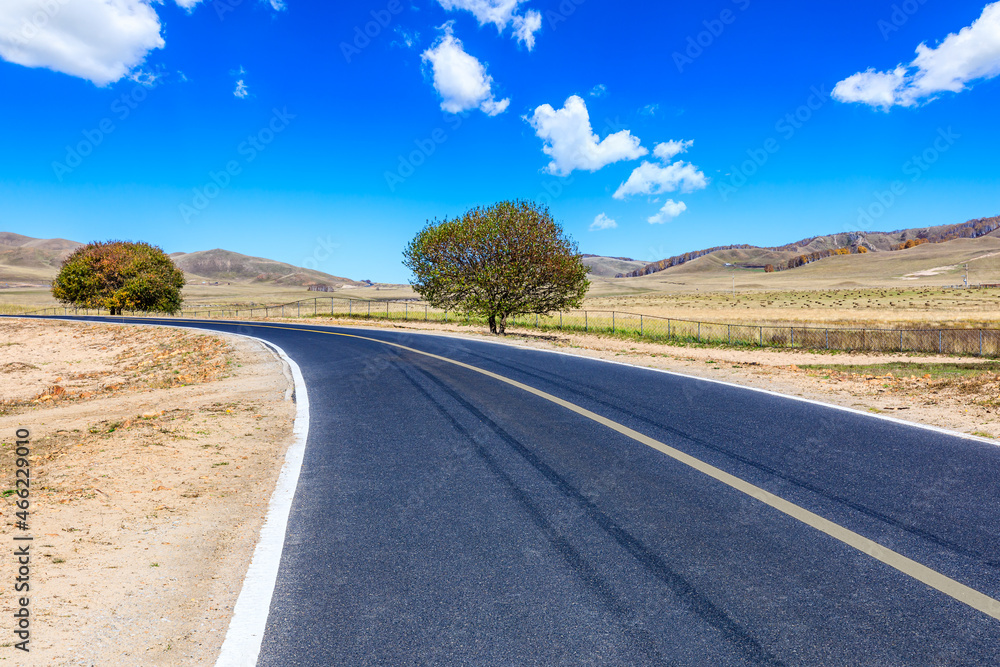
(488, 314, 498, 335)
(498, 314, 507, 335)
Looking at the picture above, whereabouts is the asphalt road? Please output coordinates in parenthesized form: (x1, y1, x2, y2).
(21, 317, 1000, 665)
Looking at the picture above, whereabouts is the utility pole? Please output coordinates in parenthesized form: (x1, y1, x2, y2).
(965, 264, 969, 288)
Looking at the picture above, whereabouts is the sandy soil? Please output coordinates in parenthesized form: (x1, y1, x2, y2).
(279, 316, 1000, 442)
(0, 320, 295, 666)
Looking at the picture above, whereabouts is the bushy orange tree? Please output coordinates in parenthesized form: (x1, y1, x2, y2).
(52, 241, 185, 315)
(404, 200, 590, 335)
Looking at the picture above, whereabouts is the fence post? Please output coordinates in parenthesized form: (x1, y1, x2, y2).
(981, 330, 984, 357)
(612, 312, 615, 334)
(759, 326, 762, 346)
(585, 311, 588, 332)
(405, 302, 408, 319)
(939, 330, 943, 354)
(640, 315, 643, 336)
(535, 314, 538, 328)
(386, 301, 389, 319)
(314, 298, 317, 316)
(560, 312, 563, 330)
(826, 329, 829, 349)
(900, 330, 903, 352)
(298, 302, 300, 318)
(668, 319, 671, 338)
(698, 322, 701, 343)
(728, 324, 731, 345)
(790, 327, 794, 348)
(425, 305, 428, 321)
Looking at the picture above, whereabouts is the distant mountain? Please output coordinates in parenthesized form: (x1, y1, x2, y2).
(0, 232, 82, 253)
(581, 255, 648, 278)
(0, 234, 362, 287)
(0, 233, 83, 283)
(170, 249, 363, 287)
(618, 216, 1000, 278)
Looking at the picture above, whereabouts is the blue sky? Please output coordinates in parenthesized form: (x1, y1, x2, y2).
(1, 0, 999, 283)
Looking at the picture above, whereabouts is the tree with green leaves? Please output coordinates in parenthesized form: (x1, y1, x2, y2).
(404, 200, 590, 335)
(52, 241, 185, 316)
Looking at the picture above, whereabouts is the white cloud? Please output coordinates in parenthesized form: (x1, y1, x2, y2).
(174, 0, 204, 11)
(421, 26, 509, 116)
(0, 0, 169, 86)
(128, 68, 160, 86)
(512, 10, 541, 50)
(833, 2, 1000, 110)
(648, 200, 687, 224)
(393, 26, 419, 49)
(653, 139, 693, 161)
(265, 0, 287, 10)
(590, 83, 607, 97)
(234, 79, 248, 98)
(437, 0, 541, 49)
(590, 213, 617, 231)
(438, 0, 521, 28)
(639, 103, 659, 116)
(832, 67, 908, 109)
(527, 95, 647, 176)
(614, 160, 707, 200)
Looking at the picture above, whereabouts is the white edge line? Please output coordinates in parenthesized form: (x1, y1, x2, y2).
(213, 336, 309, 667)
(4, 317, 309, 666)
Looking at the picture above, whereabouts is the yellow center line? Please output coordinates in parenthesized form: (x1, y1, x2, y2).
(162, 319, 1000, 620)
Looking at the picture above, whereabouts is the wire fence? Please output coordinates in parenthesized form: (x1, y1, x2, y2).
(24, 296, 1000, 357)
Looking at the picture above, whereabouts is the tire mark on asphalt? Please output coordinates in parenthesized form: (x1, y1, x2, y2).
(404, 358, 785, 666)
(459, 349, 1000, 569)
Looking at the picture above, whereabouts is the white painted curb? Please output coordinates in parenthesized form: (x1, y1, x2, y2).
(214, 337, 309, 667)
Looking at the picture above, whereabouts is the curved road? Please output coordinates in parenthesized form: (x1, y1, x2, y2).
(22, 317, 1000, 665)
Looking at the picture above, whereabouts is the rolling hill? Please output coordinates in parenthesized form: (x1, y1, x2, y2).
(0, 234, 362, 287)
(618, 216, 1000, 278)
(581, 255, 648, 278)
(169, 249, 363, 287)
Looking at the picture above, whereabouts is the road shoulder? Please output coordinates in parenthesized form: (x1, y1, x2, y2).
(0, 319, 295, 666)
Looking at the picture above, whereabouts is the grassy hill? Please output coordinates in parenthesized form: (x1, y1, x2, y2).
(584, 234, 1000, 299)
(618, 216, 1000, 278)
(170, 249, 363, 287)
(0, 232, 82, 253)
(581, 255, 648, 278)
(0, 234, 362, 288)
(0, 234, 83, 283)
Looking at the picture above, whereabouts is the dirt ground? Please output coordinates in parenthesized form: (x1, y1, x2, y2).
(0, 320, 295, 666)
(278, 315, 1000, 442)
